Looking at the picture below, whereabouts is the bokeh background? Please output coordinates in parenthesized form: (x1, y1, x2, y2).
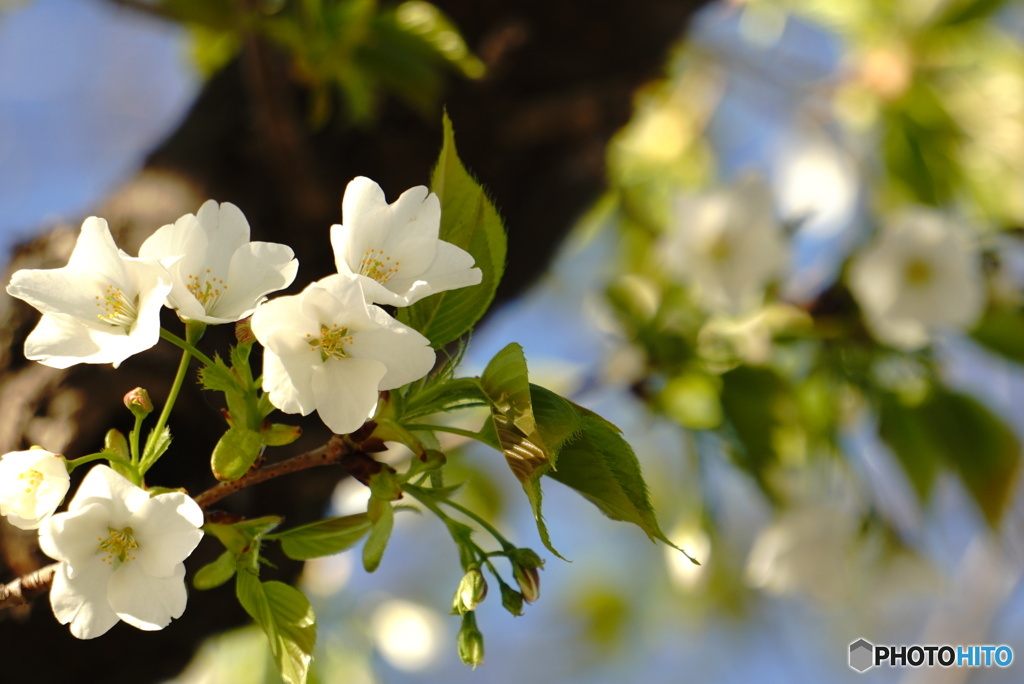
(2, 1, 1024, 683)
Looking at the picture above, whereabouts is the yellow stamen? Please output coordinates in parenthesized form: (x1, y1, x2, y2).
(18, 469, 43, 495)
(306, 324, 354, 362)
(94, 285, 139, 331)
(186, 269, 229, 309)
(358, 249, 400, 284)
(97, 527, 139, 565)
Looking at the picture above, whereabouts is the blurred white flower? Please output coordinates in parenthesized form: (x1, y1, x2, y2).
(662, 174, 788, 314)
(0, 448, 69, 530)
(39, 465, 204, 639)
(139, 200, 298, 324)
(848, 208, 984, 350)
(6, 217, 172, 368)
(251, 274, 435, 434)
(331, 176, 481, 307)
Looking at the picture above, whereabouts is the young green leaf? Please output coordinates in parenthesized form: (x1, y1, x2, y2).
(363, 498, 395, 572)
(236, 572, 316, 684)
(211, 426, 265, 481)
(270, 514, 374, 561)
(397, 112, 507, 347)
(193, 550, 238, 590)
(479, 344, 564, 557)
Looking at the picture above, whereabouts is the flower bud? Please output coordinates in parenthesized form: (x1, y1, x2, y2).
(235, 317, 256, 346)
(510, 548, 544, 603)
(456, 612, 485, 669)
(123, 387, 153, 417)
(500, 582, 524, 617)
(452, 566, 488, 614)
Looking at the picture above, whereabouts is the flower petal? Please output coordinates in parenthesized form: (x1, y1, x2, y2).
(134, 493, 204, 577)
(349, 308, 435, 389)
(312, 357, 387, 434)
(38, 502, 110, 568)
(50, 559, 119, 640)
(109, 561, 188, 631)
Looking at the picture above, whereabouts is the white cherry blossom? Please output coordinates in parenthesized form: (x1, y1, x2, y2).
(139, 200, 298, 324)
(38, 465, 204, 639)
(0, 448, 70, 530)
(331, 176, 481, 307)
(848, 207, 984, 350)
(251, 273, 436, 434)
(6, 217, 173, 368)
(662, 174, 788, 314)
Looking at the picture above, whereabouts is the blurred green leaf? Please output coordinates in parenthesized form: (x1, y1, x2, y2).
(398, 112, 507, 346)
(877, 392, 942, 502)
(719, 366, 792, 497)
(236, 572, 316, 684)
(971, 308, 1024, 366)
(932, 0, 1013, 27)
(879, 388, 1020, 525)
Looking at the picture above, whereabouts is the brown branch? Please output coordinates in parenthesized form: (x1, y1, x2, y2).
(0, 562, 58, 610)
(194, 434, 351, 510)
(0, 434, 374, 612)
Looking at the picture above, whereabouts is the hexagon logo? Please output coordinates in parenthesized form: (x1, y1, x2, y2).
(849, 638, 874, 673)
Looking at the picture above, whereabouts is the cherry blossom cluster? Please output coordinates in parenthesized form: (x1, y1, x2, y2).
(0, 176, 481, 639)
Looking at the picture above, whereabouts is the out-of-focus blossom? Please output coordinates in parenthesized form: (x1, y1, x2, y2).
(848, 207, 983, 350)
(0, 448, 70, 530)
(661, 174, 788, 314)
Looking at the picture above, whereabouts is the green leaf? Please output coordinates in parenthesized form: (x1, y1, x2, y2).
(194, 550, 237, 590)
(481, 344, 540, 447)
(212, 427, 265, 482)
(547, 411, 684, 554)
(479, 345, 565, 557)
(236, 572, 316, 684)
(971, 308, 1024, 366)
(363, 498, 395, 572)
(402, 376, 488, 420)
(398, 112, 507, 347)
(270, 514, 373, 561)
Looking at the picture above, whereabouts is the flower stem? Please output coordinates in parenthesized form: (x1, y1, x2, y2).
(159, 327, 216, 368)
(64, 451, 127, 473)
